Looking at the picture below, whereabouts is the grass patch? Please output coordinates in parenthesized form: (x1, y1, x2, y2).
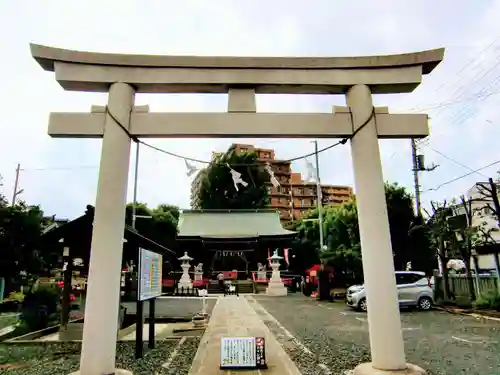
(0, 314, 18, 330)
(0, 340, 187, 374)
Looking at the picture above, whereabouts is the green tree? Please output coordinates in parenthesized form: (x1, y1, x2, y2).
(126, 202, 179, 247)
(385, 183, 416, 270)
(425, 201, 455, 300)
(191, 146, 270, 210)
(286, 212, 321, 273)
(407, 214, 435, 275)
(0, 199, 51, 289)
(290, 182, 436, 286)
(322, 200, 363, 285)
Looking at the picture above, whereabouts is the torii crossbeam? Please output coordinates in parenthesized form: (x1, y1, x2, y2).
(31, 43, 444, 375)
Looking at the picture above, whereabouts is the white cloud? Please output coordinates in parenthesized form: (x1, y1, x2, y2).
(1, 0, 499, 218)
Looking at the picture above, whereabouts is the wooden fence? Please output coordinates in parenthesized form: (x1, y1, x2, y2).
(435, 274, 499, 300)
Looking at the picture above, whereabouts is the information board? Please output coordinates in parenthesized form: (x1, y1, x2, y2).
(220, 337, 266, 369)
(138, 248, 163, 301)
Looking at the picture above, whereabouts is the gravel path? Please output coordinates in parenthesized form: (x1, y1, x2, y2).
(252, 294, 500, 375)
(0, 338, 201, 375)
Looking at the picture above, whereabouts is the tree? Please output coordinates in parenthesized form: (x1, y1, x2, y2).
(191, 146, 270, 210)
(126, 202, 179, 247)
(425, 200, 455, 300)
(0, 200, 52, 290)
(321, 200, 363, 286)
(407, 214, 435, 275)
(289, 182, 436, 287)
(474, 177, 500, 226)
(385, 183, 417, 270)
(449, 197, 477, 300)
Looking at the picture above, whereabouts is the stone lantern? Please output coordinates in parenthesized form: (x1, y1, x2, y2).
(178, 252, 193, 289)
(266, 250, 287, 296)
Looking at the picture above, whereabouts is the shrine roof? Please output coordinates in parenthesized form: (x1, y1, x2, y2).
(177, 209, 296, 239)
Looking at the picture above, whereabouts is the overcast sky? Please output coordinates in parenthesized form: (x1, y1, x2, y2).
(1, 0, 500, 219)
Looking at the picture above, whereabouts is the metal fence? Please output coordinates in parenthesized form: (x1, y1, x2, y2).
(435, 274, 499, 299)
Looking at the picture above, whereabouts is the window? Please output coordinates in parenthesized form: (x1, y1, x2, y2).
(396, 273, 424, 285)
(263, 152, 271, 158)
(240, 148, 247, 152)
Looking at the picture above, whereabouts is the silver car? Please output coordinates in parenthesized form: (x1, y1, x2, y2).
(346, 271, 434, 312)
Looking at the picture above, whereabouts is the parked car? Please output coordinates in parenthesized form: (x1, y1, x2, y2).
(346, 271, 434, 312)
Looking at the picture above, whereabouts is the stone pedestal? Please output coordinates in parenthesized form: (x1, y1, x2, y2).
(194, 271, 203, 282)
(70, 370, 132, 375)
(266, 251, 287, 296)
(353, 362, 426, 375)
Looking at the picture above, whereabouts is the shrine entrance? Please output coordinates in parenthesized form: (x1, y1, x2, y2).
(210, 251, 249, 276)
(176, 209, 296, 281)
(31, 43, 444, 375)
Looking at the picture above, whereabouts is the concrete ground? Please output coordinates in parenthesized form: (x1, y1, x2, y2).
(252, 294, 500, 375)
(122, 296, 217, 319)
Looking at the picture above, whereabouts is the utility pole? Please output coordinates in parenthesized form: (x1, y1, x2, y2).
(11, 163, 21, 205)
(410, 139, 421, 216)
(410, 140, 437, 217)
(313, 141, 325, 251)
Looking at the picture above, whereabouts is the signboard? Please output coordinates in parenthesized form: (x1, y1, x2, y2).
(138, 248, 163, 301)
(220, 337, 266, 369)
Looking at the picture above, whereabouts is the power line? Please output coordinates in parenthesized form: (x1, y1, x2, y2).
(421, 159, 500, 193)
(404, 89, 500, 113)
(426, 146, 489, 178)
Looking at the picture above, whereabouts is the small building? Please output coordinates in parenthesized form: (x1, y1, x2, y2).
(42, 205, 176, 327)
(176, 209, 296, 279)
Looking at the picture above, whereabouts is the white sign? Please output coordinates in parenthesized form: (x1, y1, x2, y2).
(138, 248, 163, 301)
(220, 337, 266, 369)
(220, 337, 256, 368)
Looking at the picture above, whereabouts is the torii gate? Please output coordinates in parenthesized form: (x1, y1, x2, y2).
(31, 44, 443, 375)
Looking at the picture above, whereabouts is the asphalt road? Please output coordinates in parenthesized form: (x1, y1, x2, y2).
(251, 294, 500, 375)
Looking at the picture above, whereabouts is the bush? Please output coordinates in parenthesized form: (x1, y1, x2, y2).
(4, 291, 25, 303)
(20, 285, 60, 331)
(474, 292, 500, 311)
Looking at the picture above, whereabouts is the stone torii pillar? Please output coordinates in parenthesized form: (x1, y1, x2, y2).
(30, 43, 443, 375)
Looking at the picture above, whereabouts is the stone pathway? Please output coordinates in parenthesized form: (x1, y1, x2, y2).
(188, 296, 301, 375)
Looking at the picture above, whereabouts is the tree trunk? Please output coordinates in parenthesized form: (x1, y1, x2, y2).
(464, 263, 476, 301)
(439, 240, 451, 300)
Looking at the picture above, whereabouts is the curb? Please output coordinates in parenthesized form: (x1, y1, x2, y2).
(435, 306, 500, 322)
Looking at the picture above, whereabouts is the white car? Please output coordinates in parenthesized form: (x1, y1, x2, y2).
(346, 271, 434, 312)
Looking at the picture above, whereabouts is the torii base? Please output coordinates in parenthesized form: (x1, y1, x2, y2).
(69, 369, 133, 375)
(354, 363, 426, 375)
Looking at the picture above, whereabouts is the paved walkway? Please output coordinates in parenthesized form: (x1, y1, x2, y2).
(188, 296, 301, 375)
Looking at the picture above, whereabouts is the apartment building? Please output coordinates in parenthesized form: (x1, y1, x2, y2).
(289, 172, 352, 221)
